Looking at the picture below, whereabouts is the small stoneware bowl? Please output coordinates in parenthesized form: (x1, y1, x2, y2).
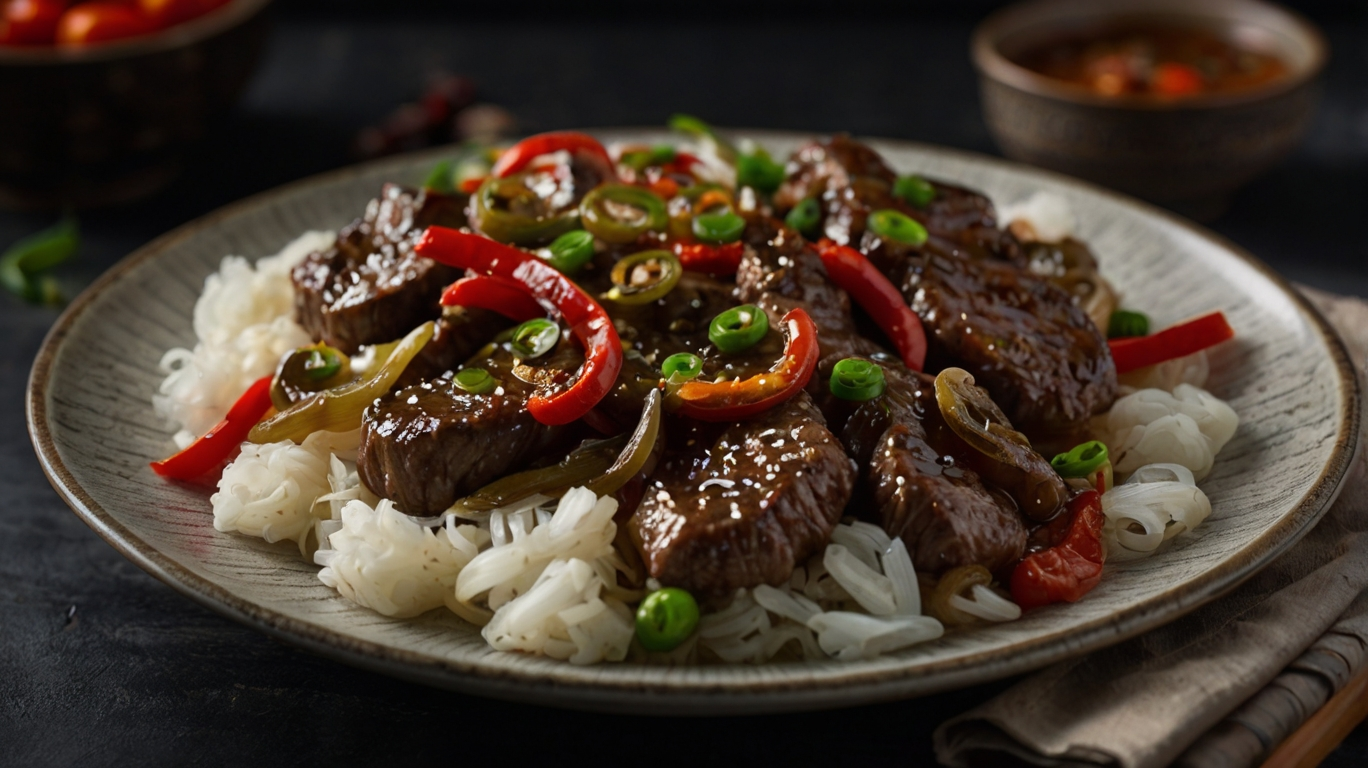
(972, 0, 1326, 218)
(0, 0, 273, 209)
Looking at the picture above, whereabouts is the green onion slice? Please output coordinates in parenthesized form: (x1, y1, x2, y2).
(785, 197, 821, 237)
(509, 318, 560, 359)
(661, 352, 703, 383)
(621, 144, 678, 171)
(423, 160, 455, 194)
(692, 211, 745, 244)
(708, 304, 769, 354)
(1108, 310, 1150, 339)
(829, 358, 887, 401)
(867, 209, 929, 246)
(1050, 441, 1110, 478)
(302, 348, 344, 381)
(736, 150, 785, 194)
(580, 184, 668, 244)
(543, 230, 596, 273)
(635, 587, 701, 652)
(0, 216, 79, 306)
(894, 175, 936, 207)
(606, 249, 682, 305)
(454, 367, 496, 395)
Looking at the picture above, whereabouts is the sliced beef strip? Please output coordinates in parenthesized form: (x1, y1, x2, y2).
(394, 307, 512, 390)
(292, 185, 468, 354)
(629, 392, 856, 600)
(902, 252, 1117, 440)
(838, 366, 1027, 575)
(357, 339, 582, 516)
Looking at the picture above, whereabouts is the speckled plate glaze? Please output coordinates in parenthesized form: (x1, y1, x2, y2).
(27, 130, 1360, 715)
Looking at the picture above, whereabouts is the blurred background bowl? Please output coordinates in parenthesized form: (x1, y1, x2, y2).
(972, 0, 1326, 218)
(0, 0, 272, 210)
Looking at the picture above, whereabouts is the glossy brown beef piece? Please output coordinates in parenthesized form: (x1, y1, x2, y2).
(357, 344, 580, 516)
(902, 252, 1116, 439)
(839, 367, 1027, 575)
(775, 134, 1022, 265)
(629, 394, 856, 600)
(292, 185, 467, 354)
(394, 308, 511, 389)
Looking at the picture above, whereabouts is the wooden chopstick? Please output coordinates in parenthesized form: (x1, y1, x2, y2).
(1262, 662, 1368, 768)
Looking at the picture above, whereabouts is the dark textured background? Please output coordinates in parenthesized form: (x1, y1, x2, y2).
(3, 1, 1366, 764)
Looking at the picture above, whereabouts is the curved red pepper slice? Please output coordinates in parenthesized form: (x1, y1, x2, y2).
(673, 241, 745, 275)
(491, 131, 616, 180)
(416, 226, 623, 426)
(1107, 310, 1234, 375)
(150, 375, 274, 481)
(1010, 490, 1106, 610)
(816, 239, 927, 371)
(441, 275, 545, 323)
(672, 308, 820, 422)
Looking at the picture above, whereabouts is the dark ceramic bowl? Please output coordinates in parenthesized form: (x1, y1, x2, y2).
(0, 0, 272, 209)
(971, 0, 1326, 217)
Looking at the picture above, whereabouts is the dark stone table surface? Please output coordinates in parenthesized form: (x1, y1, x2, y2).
(4, 3, 1366, 765)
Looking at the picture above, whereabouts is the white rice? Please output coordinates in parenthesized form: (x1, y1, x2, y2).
(1102, 383, 1239, 480)
(1101, 463, 1212, 561)
(154, 231, 334, 443)
(998, 191, 1077, 243)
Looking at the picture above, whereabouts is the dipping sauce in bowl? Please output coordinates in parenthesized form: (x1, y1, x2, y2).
(1012, 25, 1289, 99)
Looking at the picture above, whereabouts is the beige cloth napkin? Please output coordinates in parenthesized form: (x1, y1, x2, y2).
(934, 287, 1368, 768)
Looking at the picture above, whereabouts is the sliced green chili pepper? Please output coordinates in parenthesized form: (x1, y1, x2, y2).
(621, 144, 677, 171)
(580, 184, 668, 244)
(510, 318, 560, 359)
(736, 149, 785, 194)
(423, 160, 455, 194)
(270, 343, 353, 411)
(454, 367, 496, 395)
(709, 304, 769, 353)
(894, 175, 936, 207)
(0, 216, 78, 305)
(1107, 310, 1150, 339)
(250, 322, 434, 444)
(829, 358, 886, 401)
(471, 176, 580, 246)
(868, 209, 929, 246)
(636, 587, 701, 652)
(692, 211, 745, 244)
(785, 197, 821, 236)
(605, 249, 681, 305)
(661, 352, 703, 383)
(1051, 441, 1110, 478)
(585, 388, 662, 497)
(542, 230, 596, 273)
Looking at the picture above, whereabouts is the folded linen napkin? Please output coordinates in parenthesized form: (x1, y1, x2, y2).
(934, 287, 1368, 768)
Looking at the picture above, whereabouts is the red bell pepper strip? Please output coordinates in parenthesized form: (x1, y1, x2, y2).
(673, 241, 745, 275)
(416, 226, 623, 426)
(1010, 490, 1106, 610)
(441, 275, 545, 323)
(816, 239, 927, 371)
(491, 131, 616, 180)
(671, 308, 820, 422)
(1107, 310, 1235, 375)
(458, 176, 485, 194)
(150, 375, 275, 481)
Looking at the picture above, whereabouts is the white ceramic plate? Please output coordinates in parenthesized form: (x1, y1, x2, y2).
(27, 130, 1360, 714)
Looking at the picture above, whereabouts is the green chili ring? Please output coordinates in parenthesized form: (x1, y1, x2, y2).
(635, 587, 701, 652)
(1108, 310, 1150, 339)
(829, 358, 886, 401)
(455, 367, 497, 395)
(692, 211, 746, 244)
(661, 352, 703, 384)
(542, 230, 596, 273)
(509, 318, 561, 359)
(580, 184, 668, 244)
(709, 304, 769, 353)
(472, 176, 581, 246)
(605, 249, 682, 305)
(894, 175, 937, 208)
(868, 209, 929, 246)
(1051, 441, 1110, 478)
(785, 197, 822, 237)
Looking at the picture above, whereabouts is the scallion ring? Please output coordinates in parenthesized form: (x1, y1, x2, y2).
(708, 304, 769, 353)
(736, 150, 785, 194)
(1108, 310, 1150, 339)
(580, 184, 668, 244)
(829, 358, 886, 401)
(302, 348, 344, 381)
(1051, 441, 1109, 478)
(785, 197, 821, 236)
(868, 209, 929, 246)
(894, 175, 936, 207)
(606, 249, 682, 305)
(692, 211, 745, 244)
(509, 318, 560, 359)
(454, 367, 496, 395)
(621, 144, 677, 171)
(661, 352, 703, 383)
(543, 230, 596, 273)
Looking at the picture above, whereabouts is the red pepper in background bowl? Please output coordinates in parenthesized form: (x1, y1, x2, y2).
(150, 374, 274, 482)
(1010, 490, 1106, 610)
(671, 307, 820, 422)
(417, 226, 623, 427)
(0, 0, 64, 46)
(816, 239, 927, 371)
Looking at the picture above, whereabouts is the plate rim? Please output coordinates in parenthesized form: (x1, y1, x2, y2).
(26, 131, 1362, 714)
